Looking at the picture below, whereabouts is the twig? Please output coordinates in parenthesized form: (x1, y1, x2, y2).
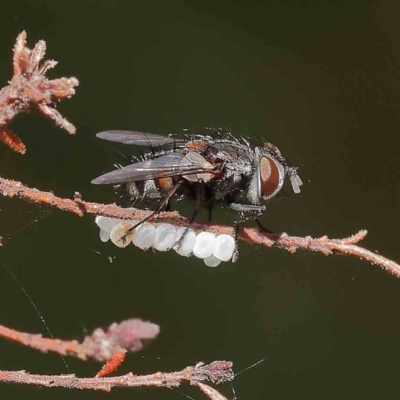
(0, 176, 399, 277)
(0, 31, 78, 153)
(195, 382, 230, 400)
(0, 316, 233, 398)
(0, 319, 159, 362)
(0, 361, 234, 400)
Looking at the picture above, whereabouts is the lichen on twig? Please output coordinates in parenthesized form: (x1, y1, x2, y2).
(0, 31, 79, 154)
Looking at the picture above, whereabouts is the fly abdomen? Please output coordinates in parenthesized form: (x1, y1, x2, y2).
(125, 181, 140, 200)
(143, 179, 161, 199)
(125, 176, 177, 202)
(124, 179, 162, 201)
(156, 177, 175, 195)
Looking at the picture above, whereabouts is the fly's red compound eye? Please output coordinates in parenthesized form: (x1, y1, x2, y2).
(259, 156, 284, 199)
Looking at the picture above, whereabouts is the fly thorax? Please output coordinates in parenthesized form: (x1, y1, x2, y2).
(182, 152, 215, 183)
(184, 173, 214, 183)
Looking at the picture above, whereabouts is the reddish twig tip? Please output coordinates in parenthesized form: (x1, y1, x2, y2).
(96, 350, 127, 377)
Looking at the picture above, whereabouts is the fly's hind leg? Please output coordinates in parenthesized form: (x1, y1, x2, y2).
(174, 208, 199, 250)
(121, 181, 182, 242)
(164, 200, 171, 212)
(230, 203, 266, 262)
(174, 184, 203, 250)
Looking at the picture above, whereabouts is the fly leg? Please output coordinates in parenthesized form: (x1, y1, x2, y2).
(122, 181, 182, 242)
(174, 208, 199, 250)
(174, 184, 203, 250)
(255, 219, 282, 242)
(255, 219, 274, 234)
(230, 203, 266, 262)
(164, 200, 171, 212)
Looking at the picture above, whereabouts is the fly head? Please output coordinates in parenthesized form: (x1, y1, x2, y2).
(248, 142, 302, 204)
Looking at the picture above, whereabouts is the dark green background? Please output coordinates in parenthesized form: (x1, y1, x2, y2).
(0, 1, 400, 399)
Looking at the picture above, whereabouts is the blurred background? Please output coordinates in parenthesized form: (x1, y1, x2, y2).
(0, 1, 400, 399)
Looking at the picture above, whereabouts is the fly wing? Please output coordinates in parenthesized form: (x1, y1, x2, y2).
(96, 130, 185, 147)
(91, 152, 216, 185)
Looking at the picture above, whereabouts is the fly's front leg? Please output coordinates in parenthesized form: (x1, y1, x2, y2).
(255, 219, 274, 234)
(229, 203, 266, 262)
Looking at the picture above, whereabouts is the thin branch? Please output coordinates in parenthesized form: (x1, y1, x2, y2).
(195, 382, 230, 400)
(0, 176, 399, 278)
(0, 361, 234, 400)
(0, 317, 233, 399)
(0, 31, 78, 153)
(0, 319, 159, 362)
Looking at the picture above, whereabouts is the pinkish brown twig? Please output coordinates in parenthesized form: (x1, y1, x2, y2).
(0, 319, 159, 362)
(195, 382, 230, 400)
(0, 176, 399, 278)
(0, 31, 78, 153)
(0, 318, 232, 398)
(0, 361, 234, 400)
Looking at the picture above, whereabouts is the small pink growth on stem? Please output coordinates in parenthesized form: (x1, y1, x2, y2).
(83, 319, 160, 362)
(193, 361, 234, 385)
(0, 318, 159, 362)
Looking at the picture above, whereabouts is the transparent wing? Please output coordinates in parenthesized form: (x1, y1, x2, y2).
(96, 130, 185, 147)
(92, 152, 216, 185)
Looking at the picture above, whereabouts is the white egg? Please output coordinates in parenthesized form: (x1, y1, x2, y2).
(203, 255, 222, 267)
(174, 228, 196, 257)
(110, 222, 135, 248)
(132, 223, 156, 250)
(99, 229, 110, 242)
(213, 234, 236, 262)
(153, 224, 177, 251)
(193, 232, 216, 259)
(95, 216, 122, 232)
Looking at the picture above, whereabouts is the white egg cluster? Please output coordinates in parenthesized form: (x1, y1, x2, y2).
(95, 216, 236, 267)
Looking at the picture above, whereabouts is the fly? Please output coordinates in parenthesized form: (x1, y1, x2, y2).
(91, 130, 302, 261)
